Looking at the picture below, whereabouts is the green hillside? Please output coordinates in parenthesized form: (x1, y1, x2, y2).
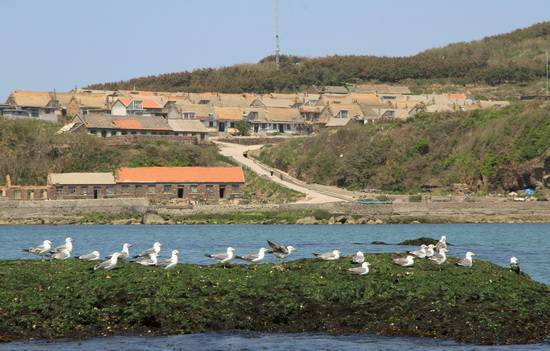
(256, 102, 550, 194)
(88, 22, 549, 93)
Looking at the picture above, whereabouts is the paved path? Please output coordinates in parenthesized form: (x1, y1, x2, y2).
(214, 141, 345, 204)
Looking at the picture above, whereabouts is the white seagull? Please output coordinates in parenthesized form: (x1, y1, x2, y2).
(408, 244, 427, 258)
(348, 262, 371, 275)
(393, 255, 415, 267)
(51, 237, 74, 254)
(267, 240, 296, 260)
(108, 243, 132, 259)
(78, 251, 101, 261)
(157, 250, 179, 270)
(352, 251, 365, 263)
(236, 247, 267, 263)
(456, 251, 475, 268)
(94, 252, 121, 271)
(510, 256, 520, 274)
(425, 244, 436, 258)
(206, 247, 235, 264)
(50, 249, 71, 260)
(136, 252, 158, 266)
(435, 235, 448, 251)
(134, 242, 162, 258)
(429, 248, 448, 265)
(23, 240, 52, 259)
(313, 250, 341, 261)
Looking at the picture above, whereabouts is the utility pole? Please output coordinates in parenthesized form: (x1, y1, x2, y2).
(546, 51, 548, 95)
(274, 0, 280, 70)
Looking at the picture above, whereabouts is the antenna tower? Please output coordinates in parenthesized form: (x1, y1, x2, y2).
(274, 0, 280, 70)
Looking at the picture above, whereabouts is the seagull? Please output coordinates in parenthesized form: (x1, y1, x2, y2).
(510, 256, 520, 274)
(425, 244, 436, 258)
(236, 247, 267, 263)
(429, 248, 448, 265)
(23, 240, 52, 259)
(94, 252, 121, 271)
(206, 247, 235, 264)
(313, 250, 341, 261)
(78, 251, 101, 261)
(157, 250, 179, 269)
(267, 240, 296, 260)
(352, 251, 365, 263)
(136, 252, 158, 266)
(50, 249, 71, 260)
(51, 237, 74, 254)
(435, 235, 447, 251)
(393, 255, 415, 267)
(348, 262, 371, 275)
(134, 242, 161, 258)
(456, 251, 475, 268)
(108, 243, 132, 259)
(408, 244, 427, 258)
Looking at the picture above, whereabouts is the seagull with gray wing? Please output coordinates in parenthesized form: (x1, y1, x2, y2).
(206, 247, 235, 265)
(408, 244, 427, 259)
(133, 242, 161, 259)
(51, 237, 74, 255)
(267, 240, 296, 260)
(136, 252, 158, 266)
(429, 248, 448, 265)
(94, 252, 121, 271)
(78, 251, 100, 261)
(313, 250, 341, 261)
(236, 247, 267, 263)
(157, 250, 179, 269)
(393, 255, 415, 267)
(23, 240, 52, 259)
(348, 262, 370, 275)
(435, 235, 448, 252)
(510, 256, 520, 274)
(352, 251, 365, 263)
(108, 243, 132, 259)
(456, 251, 475, 268)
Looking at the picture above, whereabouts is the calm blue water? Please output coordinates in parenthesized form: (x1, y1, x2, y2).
(0, 224, 548, 350)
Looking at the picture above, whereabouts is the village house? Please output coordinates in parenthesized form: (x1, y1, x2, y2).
(60, 113, 209, 143)
(3, 90, 67, 122)
(1, 167, 245, 203)
(247, 107, 306, 134)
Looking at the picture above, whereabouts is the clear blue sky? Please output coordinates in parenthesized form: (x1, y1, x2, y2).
(1, 0, 549, 99)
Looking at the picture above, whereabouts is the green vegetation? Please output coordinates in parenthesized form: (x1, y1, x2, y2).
(241, 168, 303, 204)
(0, 256, 548, 344)
(257, 102, 550, 193)
(160, 209, 331, 224)
(88, 22, 549, 93)
(234, 121, 252, 136)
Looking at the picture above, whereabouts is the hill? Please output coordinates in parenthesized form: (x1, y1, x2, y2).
(87, 22, 550, 93)
(256, 102, 550, 194)
(0, 118, 302, 203)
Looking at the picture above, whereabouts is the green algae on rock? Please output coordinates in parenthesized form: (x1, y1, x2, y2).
(0, 254, 548, 345)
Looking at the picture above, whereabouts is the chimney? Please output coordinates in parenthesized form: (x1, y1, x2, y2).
(5, 175, 11, 188)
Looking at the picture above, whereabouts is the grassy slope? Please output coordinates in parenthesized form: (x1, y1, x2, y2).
(0, 118, 301, 203)
(257, 102, 550, 193)
(0, 255, 548, 344)
(87, 22, 550, 93)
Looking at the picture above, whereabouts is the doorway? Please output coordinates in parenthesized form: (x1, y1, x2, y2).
(93, 188, 99, 199)
(177, 186, 184, 198)
(219, 185, 225, 199)
(218, 122, 225, 132)
(278, 124, 284, 133)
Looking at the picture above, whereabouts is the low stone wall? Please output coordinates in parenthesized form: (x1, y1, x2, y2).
(0, 198, 150, 220)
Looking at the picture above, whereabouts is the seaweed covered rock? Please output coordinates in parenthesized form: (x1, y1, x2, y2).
(398, 237, 440, 246)
(0, 255, 548, 345)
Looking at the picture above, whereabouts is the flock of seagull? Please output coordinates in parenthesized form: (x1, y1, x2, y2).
(22, 235, 521, 274)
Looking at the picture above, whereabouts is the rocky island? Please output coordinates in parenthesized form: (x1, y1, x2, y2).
(0, 254, 548, 345)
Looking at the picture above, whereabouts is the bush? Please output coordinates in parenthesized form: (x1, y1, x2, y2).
(409, 194, 423, 202)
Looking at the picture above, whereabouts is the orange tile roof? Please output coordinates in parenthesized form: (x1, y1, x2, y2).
(142, 99, 162, 109)
(118, 97, 132, 106)
(116, 167, 245, 183)
(112, 119, 170, 131)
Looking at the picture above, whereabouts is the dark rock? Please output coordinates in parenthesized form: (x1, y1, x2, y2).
(398, 237, 439, 246)
(371, 241, 389, 245)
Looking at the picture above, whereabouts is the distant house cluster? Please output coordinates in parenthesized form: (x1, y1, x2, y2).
(0, 166, 245, 203)
(1, 85, 510, 138)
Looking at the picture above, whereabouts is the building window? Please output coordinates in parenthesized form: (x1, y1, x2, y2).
(230, 122, 235, 128)
(163, 185, 172, 193)
(56, 186, 63, 195)
(232, 184, 240, 192)
(262, 123, 267, 129)
(82, 187, 88, 196)
(209, 121, 214, 127)
(206, 185, 214, 193)
(190, 185, 198, 193)
(13, 190, 21, 199)
(148, 185, 156, 194)
(68, 186, 76, 194)
(122, 184, 130, 193)
(135, 184, 142, 192)
(286, 124, 291, 130)
(106, 186, 114, 195)
(338, 110, 349, 119)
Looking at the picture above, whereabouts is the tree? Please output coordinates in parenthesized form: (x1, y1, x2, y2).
(235, 121, 251, 136)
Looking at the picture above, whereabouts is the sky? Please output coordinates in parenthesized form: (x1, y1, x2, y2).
(0, 0, 549, 99)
